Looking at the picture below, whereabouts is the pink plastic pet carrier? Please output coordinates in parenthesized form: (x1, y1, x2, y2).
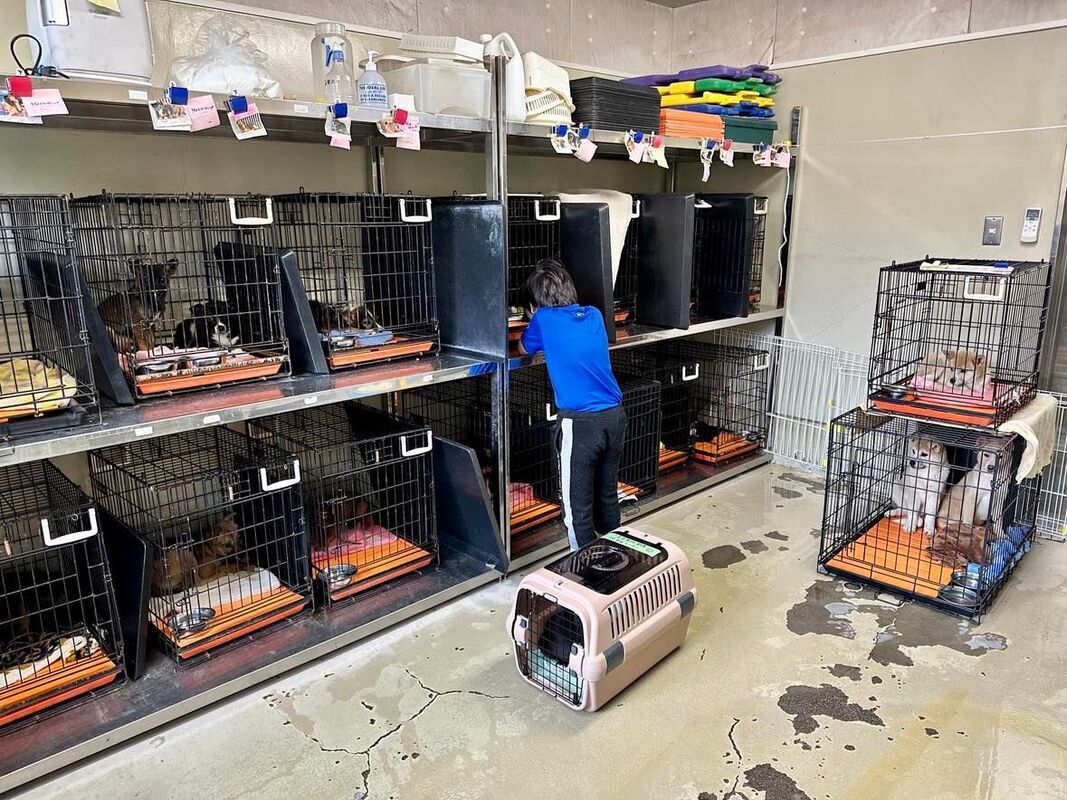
(508, 528, 696, 711)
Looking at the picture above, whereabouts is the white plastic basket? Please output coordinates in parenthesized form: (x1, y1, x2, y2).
(523, 52, 571, 97)
(525, 88, 574, 119)
(400, 34, 483, 63)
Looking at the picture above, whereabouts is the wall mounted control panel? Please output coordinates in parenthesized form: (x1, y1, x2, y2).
(1021, 207, 1042, 243)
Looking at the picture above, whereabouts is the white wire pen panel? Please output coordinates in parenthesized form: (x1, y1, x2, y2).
(1035, 391, 1067, 542)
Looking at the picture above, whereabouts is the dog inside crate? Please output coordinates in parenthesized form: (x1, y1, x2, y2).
(868, 260, 1049, 426)
(822, 410, 1036, 617)
(71, 194, 288, 397)
(0, 197, 96, 431)
(273, 193, 438, 369)
(506, 195, 561, 344)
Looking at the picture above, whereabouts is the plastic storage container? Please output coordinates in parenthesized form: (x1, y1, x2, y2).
(385, 61, 490, 118)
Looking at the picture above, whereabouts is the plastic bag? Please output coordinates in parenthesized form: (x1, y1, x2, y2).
(169, 17, 282, 99)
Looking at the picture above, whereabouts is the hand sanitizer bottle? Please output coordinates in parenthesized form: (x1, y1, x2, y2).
(357, 50, 388, 109)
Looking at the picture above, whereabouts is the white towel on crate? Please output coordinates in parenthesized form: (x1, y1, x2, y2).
(557, 191, 634, 286)
(150, 567, 282, 620)
(1000, 392, 1058, 480)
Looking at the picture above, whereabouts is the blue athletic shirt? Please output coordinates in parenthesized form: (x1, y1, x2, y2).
(521, 305, 623, 413)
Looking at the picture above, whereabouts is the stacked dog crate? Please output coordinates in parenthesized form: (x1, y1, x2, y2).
(819, 258, 1051, 620)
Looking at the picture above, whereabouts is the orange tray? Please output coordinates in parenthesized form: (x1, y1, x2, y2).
(328, 337, 434, 369)
(825, 517, 954, 599)
(871, 393, 997, 427)
(511, 499, 561, 535)
(153, 585, 308, 660)
(315, 538, 435, 603)
(136, 357, 285, 397)
(614, 309, 632, 325)
(658, 448, 690, 472)
(693, 433, 761, 465)
(0, 646, 120, 728)
(617, 482, 642, 499)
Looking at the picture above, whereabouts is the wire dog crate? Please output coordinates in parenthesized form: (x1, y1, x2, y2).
(272, 192, 438, 370)
(613, 346, 700, 473)
(868, 259, 1050, 427)
(507, 195, 561, 344)
(613, 198, 642, 325)
(248, 403, 437, 606)
(821, 408, 1038, 620)
(691, 194, 768, 320)
(71, 193, 289, 399)
(0, 196, 97, 438)
(90, 427, 310, 662)
(509, 365, 564, 541)
(0, 461, 123, 728)
(617, 376, 662, 499)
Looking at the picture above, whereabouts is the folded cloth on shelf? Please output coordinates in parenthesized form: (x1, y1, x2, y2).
(0, 357, 78, 413)
(150, 567, 282, 621)
(509, 482, 535, 509)
(312, 523, 400, 563)
(1, 632, 97, 685)
(557, 191, 634, 285)
(1000, 392, 1058, 480)
(658, 108, 725, 139)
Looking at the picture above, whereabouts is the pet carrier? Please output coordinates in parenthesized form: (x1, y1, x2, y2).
(508, 528, 695, 711)
(90, 427, 310, 662)
(691, 194, 768, 319)
(0, 196, 97, 438)
(248, 403, 437, 606)
(71, 193, 289, 400)
(506, 195, 561, 345)
(821, 408, 1039, 620)
(617, 375, 663, 498)
(271, 192, 439, 370)
(669, 341, 770, 465)
(613, 198, 642, 325)
(867, 258, 1050, 427)
(509, 365, 564, 542)
(0, 461, 123, 728)
(613, 347, 700, 473)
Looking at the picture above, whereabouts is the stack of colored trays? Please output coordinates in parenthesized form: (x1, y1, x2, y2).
(660, 79, 776, 118)
(659, 108, 725, 139)
(569, 77, 661, 133)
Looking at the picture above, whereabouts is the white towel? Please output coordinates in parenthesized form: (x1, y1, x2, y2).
(557, 191, 634, 286)
(1000, 393, 1058, 480)
(150, 567, 282, 620)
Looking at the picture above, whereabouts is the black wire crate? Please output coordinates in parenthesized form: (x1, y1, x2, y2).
(613, 197, 643, 325)
(89, 427, 310, 663)
(867, 258, 1050, 427)
(613, 346, 700, 474)
(271, 192, 439, 371)
(507, 195, 562, 345)
(0, 461, 123, 728)
(0, 195, 98, 439)
(509, 364, 564, 540)
(820, 408, 1038, 621)
(669, 340, 770, 465)
(248, 403, 438, 607)
(70, 193, 289, 400)
(691, 194, 768, 320)
(617, 375, 662, 499)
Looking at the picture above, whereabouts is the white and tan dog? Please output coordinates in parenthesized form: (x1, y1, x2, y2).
(915, 349, 988, 394)
(931, 442, 1004, 566)
(886, 436, 950, 534)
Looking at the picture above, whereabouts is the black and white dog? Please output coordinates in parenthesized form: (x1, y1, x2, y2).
(173, 301, 240, 349)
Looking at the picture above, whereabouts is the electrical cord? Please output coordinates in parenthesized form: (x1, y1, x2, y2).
(10, 34, 42, 76)
(778, 161, 790, 289)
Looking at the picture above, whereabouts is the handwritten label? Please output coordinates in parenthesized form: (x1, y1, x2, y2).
(574, 138, 597, 162)
(187, 95, 221, 132)
(22, 89, 68, 117)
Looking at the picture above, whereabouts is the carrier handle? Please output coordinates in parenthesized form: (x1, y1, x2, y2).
(545, 403, 558, 422)
(963, 275, 1006, 302)
(693, 199, 713, 209)
(259, 460, 301, 492)
(630, 200, 641, 220)
(681, 363, 700, 382)
(228, 197, 274, 226)
(753, 197, 769, 216)
(752, 353, 770, 371)
(533, 199, 561, 222)
(399, 197, 433, 223)
(40, 509, 99, 547)
(400, 431, 434, 457)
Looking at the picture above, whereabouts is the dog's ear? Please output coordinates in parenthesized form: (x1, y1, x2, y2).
(974, 354, 986, 366)
(930, 441, 944, 455)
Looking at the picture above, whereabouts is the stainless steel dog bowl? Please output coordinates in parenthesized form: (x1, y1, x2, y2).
(884, 385, 907, 400)
(322, 563, 358, 587)
(938, 584, 979, 608)
(171, 607, 217, 635)
(138, 362, 175, 375)
(192, 356, 221, 368)
(951, 569, 983, 591)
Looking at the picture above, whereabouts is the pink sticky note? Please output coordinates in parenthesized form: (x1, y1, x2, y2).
(187, 95, 221, 132)
(21, 88, 67, 117)
(330, 135, 351, 150)
(574, 138, 597, 162)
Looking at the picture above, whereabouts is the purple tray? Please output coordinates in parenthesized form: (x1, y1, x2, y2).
(675, 64, 746, 81)
(746, 65, 782, 85)
(622, 73, 676, 87)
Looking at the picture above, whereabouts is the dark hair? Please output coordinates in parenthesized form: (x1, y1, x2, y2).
(524, 258, 578, 308)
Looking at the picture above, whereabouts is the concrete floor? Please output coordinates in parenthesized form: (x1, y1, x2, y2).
(15, 465, 1067, 800)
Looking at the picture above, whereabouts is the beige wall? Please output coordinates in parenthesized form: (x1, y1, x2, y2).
(776, 26, 1067, 355)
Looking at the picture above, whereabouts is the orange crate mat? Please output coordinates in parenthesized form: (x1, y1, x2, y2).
(613, 309, 632, 325)
(870, 393, 997, 427)
(658, 447, 689, 472)
(328, 337, 434, 369)
(0, 639, 120, 728)
(153, 584, 308, 660)
(617, 482, 641, 499)
(693, 433, 761, 465)
(511, 499, 561, 535)
(315, 538, 435, 603)
(825, 517, 954, 598)
(136, 355, 285, 396)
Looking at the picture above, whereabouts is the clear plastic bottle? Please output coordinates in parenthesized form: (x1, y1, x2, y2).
(311, 21, 355, 103)
(325, 50, 356, 105)
(357, 50, 388, 109)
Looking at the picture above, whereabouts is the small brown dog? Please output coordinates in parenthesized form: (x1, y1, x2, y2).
(97, 257, 178, 353)
(151, 547, 197, 596)
(194, 514, 243, 583)
(915, 349, 987, 394)
(318, 496, 374, 544)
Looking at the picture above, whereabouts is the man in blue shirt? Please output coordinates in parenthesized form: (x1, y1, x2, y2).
(519, 258, 626, 550)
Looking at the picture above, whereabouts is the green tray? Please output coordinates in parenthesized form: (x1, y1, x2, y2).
(693, 77, 778, 96)
(724, 117, 779, 144)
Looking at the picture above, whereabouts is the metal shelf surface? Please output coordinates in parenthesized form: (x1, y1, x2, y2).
(0, 349, 497, 467)
(0, 549, 501, 796)
(7, 77, 491, 148)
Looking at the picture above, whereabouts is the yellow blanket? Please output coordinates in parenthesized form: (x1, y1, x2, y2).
(0, 358, 77, 414)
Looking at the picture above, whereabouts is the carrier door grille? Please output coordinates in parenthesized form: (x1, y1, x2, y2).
(607, 564, 682, 638)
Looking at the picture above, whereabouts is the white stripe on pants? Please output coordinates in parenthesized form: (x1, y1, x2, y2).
(559, 417, 577, 550)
